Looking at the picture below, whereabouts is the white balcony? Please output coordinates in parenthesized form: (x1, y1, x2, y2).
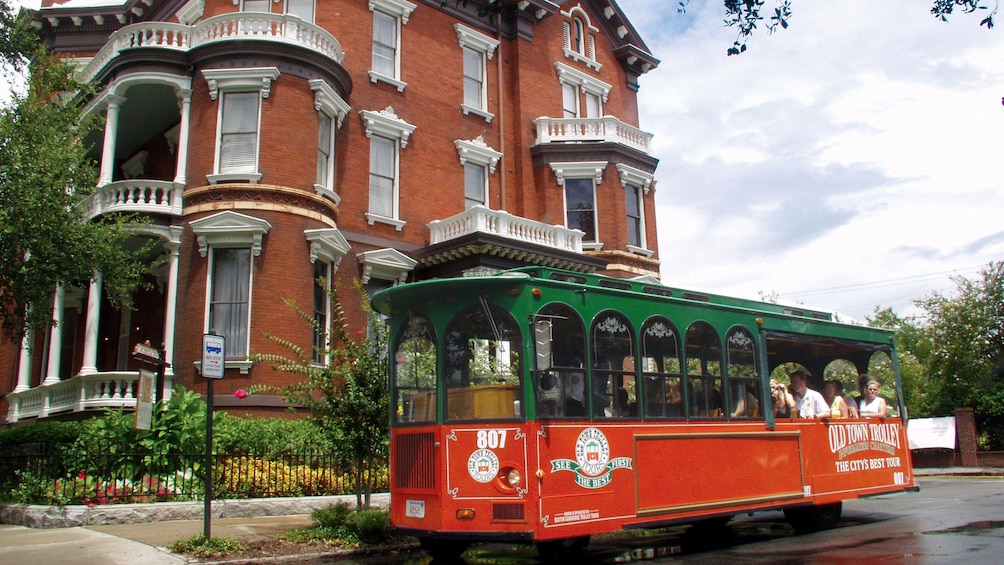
(88, 180, 184, 219)
(428, 206, 583, 253)
(4, 372, 171, 423)
(78, 13, 344, 82)
(532, 116, 654, 154)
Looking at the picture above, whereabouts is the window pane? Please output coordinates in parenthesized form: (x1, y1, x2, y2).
(565, 178, 595, 241)
(243, 0, 269, 12)
(210, 248, 251, 358)
(372, 11, 397, 76)
(444, 303, 522, 421)
(317, 113, 332, 187)
(685, 322, 723, 417)
(287, 0, 314, 21)
(585, 93, 601, 118)
(394, 316, 438, 424)
(562, 84, 577, 118)
(464, 163, 485, 208)
(220, 92, 259, 174)
(312, 261, 329, 364)
(463, 48, 483, 108)
(222, 92, 258, 133)
(592, 312, 635, 418)
(369, 136, 395, 217)
(625, 184, 641, 247)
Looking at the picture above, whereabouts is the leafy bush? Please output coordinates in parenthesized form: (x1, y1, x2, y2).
(0, 420, 84, 449)
(213, 415, 335, 455)
(169, 534, 247, 558)
(345, 508, 389, 544)
(312, 502, 353, 528)
(0, 470, 71, 506)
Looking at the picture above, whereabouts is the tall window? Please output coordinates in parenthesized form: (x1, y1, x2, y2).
(287, 0, 314, 21)
(464, 163, 486, 209)
(317, 113, 334, 190)
(685, 322, 723, 418)
(368, 135, 396, 219)
(312, 261, 330, 365)
(641, 318, 683, 418)
(592, 312, 636, 418)
(565, 178, 596, 242)
(243, 0, 270, 12)
(218, 92, 259, 175)
(626, 183, 642, 247)
(463, 47, 484, 111)
(555, 63, 609, 119)
(210, 248, 251, 359)
(372, 11, 397, 78)
(572, 18, 585, 55)
(562, 83, 578, 118)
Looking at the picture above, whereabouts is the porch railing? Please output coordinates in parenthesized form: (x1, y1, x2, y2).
(428, 205, 584, 253)
(88, 180, 183, 219)
(4, 372, 170, 423)
(78, 13, 344, 82)
(532, 116, 654, 154)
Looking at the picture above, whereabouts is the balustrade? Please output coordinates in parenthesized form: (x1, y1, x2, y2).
(89, 180, 183, 219)
(428, 206, 583, 253)
(5, 372, 142, 423)
(532, 116, 654, 154)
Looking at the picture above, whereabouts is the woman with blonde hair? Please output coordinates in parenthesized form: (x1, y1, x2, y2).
(858, 379, 888, 417)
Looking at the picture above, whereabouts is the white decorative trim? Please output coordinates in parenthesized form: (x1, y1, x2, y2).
(359, 107, 416, 148)
(368, 71, 408, 92)
(202, 67, 280, 100)
(304, 228, 351, 269)
(314, 184, 341, 204)
(358, 248, 417, 285)
(369, 0, 417, 22)
(453, 23, 499, 58)
(627, 244, 654, 258)
(455, 136, 502, 173)
(549, 161, 607, 186)
(615, 163, 654, 195)
(461, 104, 494, 123)
(177, 0, 205, 25)
(308, 79, 351, 127)
(554, 62, 610, 102)
(206, 172, 262, 185)
(365, 213, 407, 231)
(190, 210, 272, 257)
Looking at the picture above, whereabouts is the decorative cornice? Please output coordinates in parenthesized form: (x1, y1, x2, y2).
(202, 67, 280, 100)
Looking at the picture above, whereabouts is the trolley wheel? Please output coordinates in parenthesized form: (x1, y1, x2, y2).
(535, 535, 590, 564)
(783, 502, 842, 533)
(419, 537, 469, 560)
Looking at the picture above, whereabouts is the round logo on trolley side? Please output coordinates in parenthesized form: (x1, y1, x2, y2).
(575, 427, 611, 477)
(467, 448, 500, 483)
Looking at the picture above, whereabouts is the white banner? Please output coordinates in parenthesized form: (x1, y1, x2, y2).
(907, 417, 956, 450)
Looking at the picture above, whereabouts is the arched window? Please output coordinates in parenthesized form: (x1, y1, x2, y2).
(592, 311, 636, 418)
(444, 301, 522, 421)
(393, 315, 437, 423)
(726, 326, 761, 419)
(685, 322, 723, 417)
(641, 317, 683, 418)
(533, 303, 586, 418)
(573, 18, 585, 54)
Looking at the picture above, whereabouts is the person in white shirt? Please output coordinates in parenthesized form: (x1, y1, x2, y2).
(858, 378, 888, 417)
(790, 370, 829, 419)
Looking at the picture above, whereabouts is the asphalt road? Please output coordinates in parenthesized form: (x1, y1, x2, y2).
(319, 476, 1004, 564)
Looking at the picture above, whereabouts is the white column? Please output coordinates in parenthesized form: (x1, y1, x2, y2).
(173, 88, 192, 186)
(43, 283, 65, 386)
(162, 238, 181, 377)
(78, 271, 103, 376)
(13, 313, 34, 392)
(98, 95, 126, 187)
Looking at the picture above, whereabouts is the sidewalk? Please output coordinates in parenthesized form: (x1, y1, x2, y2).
(1, 469, 999, 564)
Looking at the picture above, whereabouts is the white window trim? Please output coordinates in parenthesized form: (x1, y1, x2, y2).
(305, 227, 351, 269)
(455, 23, 498, 123)
(369, 0, 416, 92)
(560, 8, 601, 71)
(309, 79, 350, 203)
(360, 107, 415, 230)
(358, 248, 417, 285)
(202, 67, 280, 185)
(617, 163, 654, 256)
(555, 62, 610, 104)
(191, 211, 272, 373)
(455, 136, 502, 173)
(551, 161, 606, 251)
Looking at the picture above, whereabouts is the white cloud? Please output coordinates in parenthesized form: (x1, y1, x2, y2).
(618, 0, 1004, 319)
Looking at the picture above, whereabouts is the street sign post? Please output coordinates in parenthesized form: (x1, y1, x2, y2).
(200, 333, 225, 539)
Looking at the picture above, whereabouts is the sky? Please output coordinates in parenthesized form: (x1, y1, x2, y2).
(8, 1, 1003, 321)
(616, 0, 1004, 321)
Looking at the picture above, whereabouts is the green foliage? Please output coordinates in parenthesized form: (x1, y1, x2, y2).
(169, 535, 248, 559)
(0, 420, 84, 448)
(213, 414, 335, 455)
(252, 279, 389, 510)
(0, 469, 71, 506)
(312, 502, 353, 528)
(345, 508, 390, 544)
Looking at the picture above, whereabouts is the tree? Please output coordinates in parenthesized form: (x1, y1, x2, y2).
(865, 306, 931, 418)
(916, 261, 1004, 449)
(0, 3, 151, 338)
(676, 0, 997, 55)
(252, 280, 390, 510)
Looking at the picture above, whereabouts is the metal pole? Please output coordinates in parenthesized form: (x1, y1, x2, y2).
(204, 377, 214, 538)
(156, 345, 166, 404)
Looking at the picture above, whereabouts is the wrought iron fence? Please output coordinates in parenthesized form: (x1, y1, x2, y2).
(0, 443, 387, 505)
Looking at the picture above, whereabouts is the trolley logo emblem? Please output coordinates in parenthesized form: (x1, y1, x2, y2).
(550, 427, 632, 489)
(467, 449, 500, 483)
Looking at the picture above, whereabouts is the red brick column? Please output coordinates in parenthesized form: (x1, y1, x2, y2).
(955, 407, 978, 467)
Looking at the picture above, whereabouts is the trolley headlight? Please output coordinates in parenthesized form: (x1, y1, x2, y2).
(506, 468, 522, 488)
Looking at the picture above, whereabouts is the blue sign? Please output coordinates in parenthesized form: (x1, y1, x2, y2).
(202, 334, 226, 379)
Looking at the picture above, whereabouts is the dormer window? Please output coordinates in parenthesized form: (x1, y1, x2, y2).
(561, 7, 601, 71)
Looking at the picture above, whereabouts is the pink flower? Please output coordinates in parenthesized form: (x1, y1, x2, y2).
(234, 389, 248, 399)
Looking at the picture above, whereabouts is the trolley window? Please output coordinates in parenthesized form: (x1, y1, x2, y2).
(641, 317, 684, 419)
(726, 326, 761, 418)
(393, 315, 437, 424)
(685, 321, 723, 417)
(592, 311, 636, 418)
(533, 304, 588, 418)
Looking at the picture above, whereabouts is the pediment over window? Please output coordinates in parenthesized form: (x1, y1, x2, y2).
(455, 136, 503, 173)
(616, 163, 654, 194)
(305, 228, 351, 267)
(370, 0, 417, 22)
(190, 210, 272, 257)
(360, 107, 417, 148)
(554, 62, 611, 102)
(550, 161, 607, 186)
(202, 67, 280, 100)
(358, 248, 417, 285)
(309, 79, 351, 127)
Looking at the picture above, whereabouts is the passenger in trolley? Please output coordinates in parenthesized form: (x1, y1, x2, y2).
(790, 370, 829, 418)
(858, 378, 889, 417)
(770, 379, 796, 418)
